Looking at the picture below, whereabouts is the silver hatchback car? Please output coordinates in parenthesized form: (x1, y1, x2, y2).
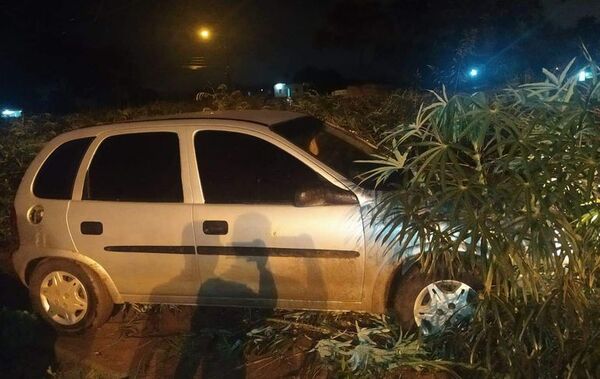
(12, 110, 477, 333)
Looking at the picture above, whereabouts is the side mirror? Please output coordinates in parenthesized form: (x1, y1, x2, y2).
(294, 186, 358, 207)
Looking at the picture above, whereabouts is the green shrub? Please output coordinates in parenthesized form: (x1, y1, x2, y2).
(368, 51, 600, 377)
(0, 307, 55, 377)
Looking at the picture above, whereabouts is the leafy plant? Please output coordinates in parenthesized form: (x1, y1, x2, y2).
(368, 49, 600, 376)
(245, 311, 458, 378)
(0, 307, 55, 377)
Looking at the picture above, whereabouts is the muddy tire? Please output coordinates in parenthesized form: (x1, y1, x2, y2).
(29, 259, 113, 334)
(392, 267, 481, 333)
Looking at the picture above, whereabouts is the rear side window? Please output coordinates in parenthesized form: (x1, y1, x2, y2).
(84, 132, 183, 202)
(33, 137, 94, 199)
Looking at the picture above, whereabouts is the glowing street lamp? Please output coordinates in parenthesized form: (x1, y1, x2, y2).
(193, 25, 232, 87)
(468, 68, 479, 78)
(197, 27, 211, 41)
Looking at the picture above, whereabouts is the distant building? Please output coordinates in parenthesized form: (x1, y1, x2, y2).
(1, 108, 22, 118)
(273, 83, 304, 98)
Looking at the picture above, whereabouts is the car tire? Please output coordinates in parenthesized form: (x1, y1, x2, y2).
(392, 267, 481, 333)
(29, 259, 113, 334)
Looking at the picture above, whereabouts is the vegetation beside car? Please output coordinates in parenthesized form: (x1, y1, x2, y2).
(1, 51, 600, 377)
(367, 51, 600, 376)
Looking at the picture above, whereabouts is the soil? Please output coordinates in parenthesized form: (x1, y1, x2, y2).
(0, 246, 449, 378)
(54, 306, 326, 378)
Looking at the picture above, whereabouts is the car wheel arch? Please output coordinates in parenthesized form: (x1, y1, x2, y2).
(24, 255, 123, 305)
(374, 246, 482, 317)
(370, 253, 419, 313)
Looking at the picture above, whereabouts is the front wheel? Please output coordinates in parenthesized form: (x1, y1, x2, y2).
(29, 259, 113, 333)
(392, 268, 480, 335)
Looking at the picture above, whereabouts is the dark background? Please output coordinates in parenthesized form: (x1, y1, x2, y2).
(1, 0, 599, 113)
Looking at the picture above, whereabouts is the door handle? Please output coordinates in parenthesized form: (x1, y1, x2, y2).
(203, 220, 228, 235)
(81, 221, 103, 235)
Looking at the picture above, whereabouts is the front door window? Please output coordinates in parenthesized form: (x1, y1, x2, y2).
(195, 130, 328, 204)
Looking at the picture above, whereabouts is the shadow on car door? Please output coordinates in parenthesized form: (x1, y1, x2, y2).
(160, 216, 326, 378)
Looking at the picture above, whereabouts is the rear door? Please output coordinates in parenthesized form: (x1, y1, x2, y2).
(190, 129, 365, 307)
(67, 130, 199, 302)
(17, 137, 94, 255)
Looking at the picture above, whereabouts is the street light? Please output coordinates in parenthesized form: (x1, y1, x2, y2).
(197, 27, 211, 41)
(468, 68, 479, 78)
(193, 25, 232, 87)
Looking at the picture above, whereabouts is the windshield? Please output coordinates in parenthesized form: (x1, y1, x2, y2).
(271, 117, 392, 190)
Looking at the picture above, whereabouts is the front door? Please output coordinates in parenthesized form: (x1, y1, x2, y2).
(67, 131, 199, 302)
(191, 130, 365, 307)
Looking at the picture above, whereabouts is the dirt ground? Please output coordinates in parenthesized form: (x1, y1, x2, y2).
(54, 306, 318, 378)
(0, 268, 317, 378)
(0, 246, 320, 379)
(0, 245, 448, 379)
(0, 275, 450, 379)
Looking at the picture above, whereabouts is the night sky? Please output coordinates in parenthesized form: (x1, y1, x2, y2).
(543, 0, 600, 26)
(1, 0, 599, 111)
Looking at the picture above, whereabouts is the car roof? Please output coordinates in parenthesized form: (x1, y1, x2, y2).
(148, 110, 307, 126)
(55, 110, 309, 140)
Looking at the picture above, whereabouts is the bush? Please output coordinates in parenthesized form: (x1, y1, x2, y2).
(0, 307, 55, 377)
(369, 51, 600, 376)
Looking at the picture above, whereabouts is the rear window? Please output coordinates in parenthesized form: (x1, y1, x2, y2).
(83, 132, 183, 202)
(33, 137, 94, 199)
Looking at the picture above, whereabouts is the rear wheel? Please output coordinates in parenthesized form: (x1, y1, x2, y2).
(29, 259, 113, 333)
(392, 268, 480, 335)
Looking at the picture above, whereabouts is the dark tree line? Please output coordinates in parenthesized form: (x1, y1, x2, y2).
(1, 0, 599, 112)
(315, 0, 600, 88)
(0, 1, 161, 113)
